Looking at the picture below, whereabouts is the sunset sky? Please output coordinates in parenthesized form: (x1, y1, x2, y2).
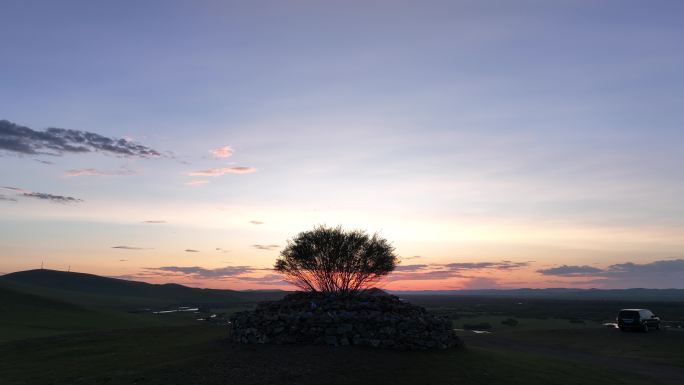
(1, 0, 683, 290)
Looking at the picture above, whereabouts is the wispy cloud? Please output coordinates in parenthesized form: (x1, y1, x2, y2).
(1, 186, 82, 204)
(111, 245, 152, 250)
(0, 119, 161, 158)
(187, 166, 256, 176)
(389, 260, 529, 282)
(537, 265, 604, 277)
(23, 192, 83, 203)
(233, 274, 286, 285)
(147, 265, 255, 278)
(185, 249, 199, 253)
(249, 220, 265, 225)
(0, 194, 17, 202)
(394, 264, 429, 272)
(608, 260, 684, 275)
(142, 265, 284, 285)
(141, 220, 166, 224)
(536, 261, 684, 277)
(185, 180, 209, 186)
(210, 145, 233, 158)
(461, 276, 500, 290)
(537, 259, 684, 288)
(252, 244, 279, 251)
(445, 261, 530, 270)
(388, 269, 468, 281)
(34, 159, 54, 165)
(64, 167, 137, 177)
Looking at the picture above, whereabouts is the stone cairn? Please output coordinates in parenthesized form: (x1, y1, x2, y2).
(229, 291, 462, 350)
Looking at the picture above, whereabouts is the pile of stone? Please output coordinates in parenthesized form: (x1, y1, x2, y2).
(229, 291, 461, 350)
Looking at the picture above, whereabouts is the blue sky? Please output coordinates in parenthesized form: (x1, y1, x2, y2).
(1, 0, 683, 289)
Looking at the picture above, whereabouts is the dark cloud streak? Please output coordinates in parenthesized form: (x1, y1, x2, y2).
(537, 259, 684, 288)
(111, 246, 152, 250)
(394, 264, 429, 272)
(148, 265, 254, 278)
(390, 260, 529, 282)
(64, 167, 137, 177)
(537, 265, 604, 276)
(252, 244, 279, 251)
(0, 119, 161, 158)
(538, 260, 684, 277)
(0, 194, 17, 202)
(445, 261, 530, 270)
(22, 192, 82, 203)
(2, 186, 82, 204)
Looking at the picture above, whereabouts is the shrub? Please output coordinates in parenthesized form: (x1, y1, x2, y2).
(274, 225, 398, 295)
(501, 318, 519, 326)
(462, 322, 492, 330)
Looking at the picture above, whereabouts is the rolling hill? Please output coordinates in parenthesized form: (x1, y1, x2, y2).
(0, 269, 286, 310)
(0, 281, 171, 342)
(0, 269, 286, 342)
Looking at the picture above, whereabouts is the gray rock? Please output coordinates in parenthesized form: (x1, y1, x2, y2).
(228, 291, 462, 350)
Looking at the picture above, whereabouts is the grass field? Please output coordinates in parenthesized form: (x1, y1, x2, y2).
(1, 270, 683, 385)
(486, 327, 684, 368)
(0, 325, 660, 385)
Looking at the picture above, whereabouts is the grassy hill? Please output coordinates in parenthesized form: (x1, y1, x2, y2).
(0, 269, 285, 342)
(0, 282, 174, 342)
(0, 269, 285, 310)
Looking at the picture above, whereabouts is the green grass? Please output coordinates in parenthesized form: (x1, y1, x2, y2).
(2, 270, 682, 384)
(454, 315, 601, 331)
(0, 325, 653, 385)
(493, 327, 684, 368)
(0, 271, 282, 343)
(408, 294, 684, 322)
(0, 283, 197, 342)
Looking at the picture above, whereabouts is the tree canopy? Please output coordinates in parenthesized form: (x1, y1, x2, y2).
(274, 225, 398, 295)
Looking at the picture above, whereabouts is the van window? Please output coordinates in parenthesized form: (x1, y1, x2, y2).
(619, 310, 639, 319)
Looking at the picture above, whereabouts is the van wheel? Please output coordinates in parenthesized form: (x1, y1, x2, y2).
(642, 323, 649, 333)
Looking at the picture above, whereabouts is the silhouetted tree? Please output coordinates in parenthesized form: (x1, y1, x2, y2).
(274, 225, 398, 295)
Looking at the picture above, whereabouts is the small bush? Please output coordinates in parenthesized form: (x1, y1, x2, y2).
(463, 322, 492, 330)
(501, 318, 519, 327)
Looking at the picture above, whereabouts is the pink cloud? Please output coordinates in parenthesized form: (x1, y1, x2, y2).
(187, 166, 256, 176)
(185, 180, 210, 186)
(64, 168, 137, 177)
(210, 145, 234, 158)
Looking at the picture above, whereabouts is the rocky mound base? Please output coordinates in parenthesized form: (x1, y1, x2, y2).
(229, 291, 462, 350)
